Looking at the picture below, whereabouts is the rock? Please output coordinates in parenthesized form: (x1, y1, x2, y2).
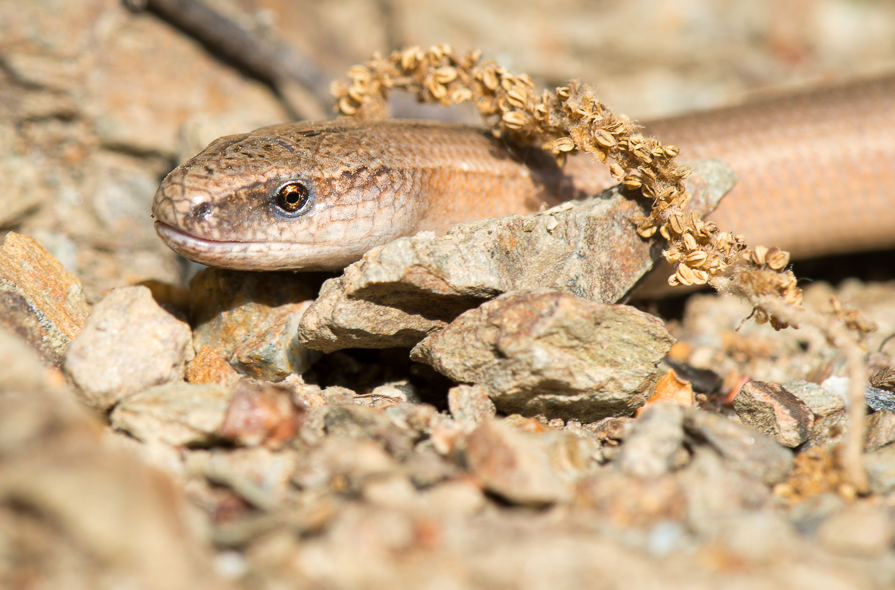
(190, 269, 320, 356)
(110, 382, 234, 447)
(220, 381, 305, 448)
(865, 410, 895, 453)
(185, 346, 241, 388)
(190, 269, 322, 379)
(866, 386, 895, 412)
(412, 290, 674, 422)
(802, 410, 848, 451)
(0, 132, 48, 228)
(420, 479, 487, 517)
(0, 232, 89, 366)
(683, 407, 792, 485)
(817, 501, 895, 557)
(298, 160, 734, 352)
(401, 449, 461, 488)
(323, 405, 417, 459)
(292, 436, 398, 493)
(63, 286, 193, 410)
(448, 384, 497, 426)
(574, 470, 688, 528)
(198, 447, 299, 511)
(783, 380, 846, 418)
(230, 301, 321, 380)
(0, 326, 58, 392)
(732, 380, 814, 448)
(296, 266, 455, 352)
(583, 417, 636, 444)
(0, 383, 221, 590)
(678, 448, 773, 536)
(617, 401, 687, 477)
(865, 443, 895, 494)
(464, 419, 591, 505)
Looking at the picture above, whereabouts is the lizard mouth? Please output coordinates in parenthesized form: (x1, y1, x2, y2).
(154, 221, 251, 265)
(153, 221, 356, 271)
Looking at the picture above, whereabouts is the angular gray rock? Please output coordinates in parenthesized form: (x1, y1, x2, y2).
(411, 289, 674, 422)
(782, 379, 846, 418)
(732, 381, 814, 448)
(63, 286, 193, 410)
(683, 407, 792, 486)
(299, 160, 735, 352)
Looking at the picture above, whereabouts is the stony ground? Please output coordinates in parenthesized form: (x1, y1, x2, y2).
(3, 1, 895, 589)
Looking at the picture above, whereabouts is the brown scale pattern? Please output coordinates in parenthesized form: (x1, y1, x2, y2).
(153, 77, 895, 270)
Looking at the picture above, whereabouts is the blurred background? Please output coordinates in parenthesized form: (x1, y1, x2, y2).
(2, 0, 895, 298)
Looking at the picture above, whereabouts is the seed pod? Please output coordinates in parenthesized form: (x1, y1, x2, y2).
(501, 111, 527, 129)
(434, 66, 458, 84)
(594, 129, 617, 148)
(766, 248, 790, 270)
(552, 137, 576, 153)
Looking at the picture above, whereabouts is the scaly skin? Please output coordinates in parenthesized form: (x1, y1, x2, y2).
(153, 76, 895, 271)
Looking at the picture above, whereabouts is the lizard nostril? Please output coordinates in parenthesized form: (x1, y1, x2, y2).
(191, 202, 213, 220)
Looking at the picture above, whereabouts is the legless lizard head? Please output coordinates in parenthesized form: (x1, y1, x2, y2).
(152, 119, 429, 271)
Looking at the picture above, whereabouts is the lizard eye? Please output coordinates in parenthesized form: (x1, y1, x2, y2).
(275, 182, 310, 214)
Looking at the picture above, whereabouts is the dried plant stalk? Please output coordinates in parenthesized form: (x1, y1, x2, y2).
(332, 44, 873, 492)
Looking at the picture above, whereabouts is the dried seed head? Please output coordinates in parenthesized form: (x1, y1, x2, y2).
(766, 248, 790, 270)
(593, 129, 617, 148)
(676, 263, 697, 286)
(685, 251, 708, 267)
(481, 68, 499, 90)
(347, 65, 372, 84)
(551, 137, 576, 153)
(400, 46, 421, 70)
(622, 175, 643, 189)
(338, 96, 358, 115)
(637, 225, 658, 239)
(451, 87, 473, 103)
(501, 111, 528, 129)
(428, 81, 448, 99)
(507, 88, 529, 108)
(434, 66, 458, 84)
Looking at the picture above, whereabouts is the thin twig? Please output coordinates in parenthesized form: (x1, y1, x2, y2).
(125, 0, 330, 119)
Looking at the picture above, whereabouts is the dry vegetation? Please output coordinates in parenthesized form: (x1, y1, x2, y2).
(332, 44, 877, 490)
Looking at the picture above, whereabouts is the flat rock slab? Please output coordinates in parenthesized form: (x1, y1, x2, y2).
(0, 232, 89, 365)
(411, 289, 675, 422)
(63, 286, 193, 410)
(299, 159, 735, 352)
